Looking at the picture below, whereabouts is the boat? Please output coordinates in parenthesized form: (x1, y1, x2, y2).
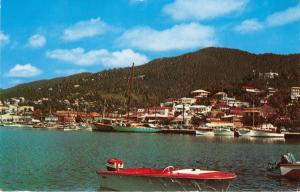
(78, 123, 92, 131)
(33, 123, 46, 128)
(269, 153, 300, 179)
(63, 124, 80, 131)
(97, 158, 237, 191)
(112, 123, 161, 133)
(92, 119, 115, 132)
(195, 127, 214, 136)
(235, 127, 251, 136)
(213, 126, 234, 136)
(249, 124, 284, 137)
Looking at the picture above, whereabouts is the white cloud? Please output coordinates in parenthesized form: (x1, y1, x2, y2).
(118, 23, 217, 52)
(46, 48, 149, 67)
(27, 34, 46, 48)
(0, 31, 10, 47)
(62, 18, 108, 41)
(7, 64, 42, 78)
(266, 4, 300, 26)
(234, 19, 263, 33)
(163, 0, 249, 21)
(54, 68, 87, 76)
(235, 3, 300, 34)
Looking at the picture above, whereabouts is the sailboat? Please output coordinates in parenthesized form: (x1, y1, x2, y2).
(92, 99, 116, 132)
(111, 63, 160, 133)
(248, 95, 283, 137)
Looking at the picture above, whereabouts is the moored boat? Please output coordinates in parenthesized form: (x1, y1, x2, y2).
(234, 127, 251, 137)
(249, 124, 284, 137)
(213, 126, 234, 136)
(92, 119, 115, 132)
(195, 127, 214, 136)
(97, 158, 237, 191)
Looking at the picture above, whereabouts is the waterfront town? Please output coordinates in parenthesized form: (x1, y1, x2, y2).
(1, 83, 300, 135)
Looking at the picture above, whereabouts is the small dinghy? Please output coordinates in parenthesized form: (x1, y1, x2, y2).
(97, 158, 237, 191)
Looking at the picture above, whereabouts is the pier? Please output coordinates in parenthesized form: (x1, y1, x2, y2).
(284, 133, 300, 139)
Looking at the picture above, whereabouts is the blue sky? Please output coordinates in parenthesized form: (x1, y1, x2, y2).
(1, 0, 300, 88)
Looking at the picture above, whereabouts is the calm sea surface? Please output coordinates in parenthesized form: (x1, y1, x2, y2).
(0, 126, 300, 191)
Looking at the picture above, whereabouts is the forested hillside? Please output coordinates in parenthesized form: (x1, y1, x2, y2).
(1, 47, 299, 112)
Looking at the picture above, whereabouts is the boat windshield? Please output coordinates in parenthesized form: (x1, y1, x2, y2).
(281, 153, 297, 164)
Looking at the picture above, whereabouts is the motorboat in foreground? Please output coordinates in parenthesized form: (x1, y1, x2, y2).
(268, 153, 300, 180)
(97, 158, 237, 191)
(279, 153, 300, 179)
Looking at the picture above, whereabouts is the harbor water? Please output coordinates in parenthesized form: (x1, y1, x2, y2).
(0, 126, 300, 191)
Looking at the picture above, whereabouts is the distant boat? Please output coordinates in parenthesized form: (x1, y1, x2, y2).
(92, 119, 115, 132)
(63, 124, 80, 131)
(97, 158, 237, 191)
(249, 124, 284, 137)
(213, 126, 234, 136)
(195, 127, 213, 136)
(235, 127, 251, 136)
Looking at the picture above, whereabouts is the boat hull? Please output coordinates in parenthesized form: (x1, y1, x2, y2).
(280, 164, 300, 179)
(99, 174, 232, 191)
(92, 123, 114, 132)
(195, 130, 214, 136)
(112, 125, 160, 133)
(213, 129, 234, 136)
(250, 130, 284, 137)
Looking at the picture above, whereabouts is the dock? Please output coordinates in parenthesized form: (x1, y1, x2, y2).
(284, 133, 300, 139)
(160, 129, 196, 135)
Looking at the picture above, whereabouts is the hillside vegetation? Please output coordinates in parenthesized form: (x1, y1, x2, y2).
(1, 47, 299, 112)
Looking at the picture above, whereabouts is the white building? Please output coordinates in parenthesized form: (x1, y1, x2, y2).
(191, 89, 210, 98)
(291, 87, 300, 100)
(180, 97, 197, 105)
(189, 105, 212, 115)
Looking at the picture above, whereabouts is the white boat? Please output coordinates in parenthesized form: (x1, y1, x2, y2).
(63, 124, 80, 131)
(235, 128, 251, 136)
(213, 126, 234, 136)
(270, 153, 300, 179)
(97, 159, 237, 191)
(195, 127, 214, 136)
(250, 124, 284, 137)
(195, 130, 214, 136)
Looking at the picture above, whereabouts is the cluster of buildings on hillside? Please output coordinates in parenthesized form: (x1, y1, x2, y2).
(1, 86, 300, 128)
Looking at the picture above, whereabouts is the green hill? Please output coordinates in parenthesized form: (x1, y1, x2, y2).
(1, 47, 299, 112)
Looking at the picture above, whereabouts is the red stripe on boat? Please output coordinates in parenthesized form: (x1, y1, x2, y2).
(97, 168, 236, 180)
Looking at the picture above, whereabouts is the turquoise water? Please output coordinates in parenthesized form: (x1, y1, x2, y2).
(0, 126, 300, 191)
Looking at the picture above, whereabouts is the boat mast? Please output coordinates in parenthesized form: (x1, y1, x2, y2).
(126, 62, 135, 120)
(102, 99, 106, 119)
(252, 95, 254, 127)
(182, 103, 185, 128)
